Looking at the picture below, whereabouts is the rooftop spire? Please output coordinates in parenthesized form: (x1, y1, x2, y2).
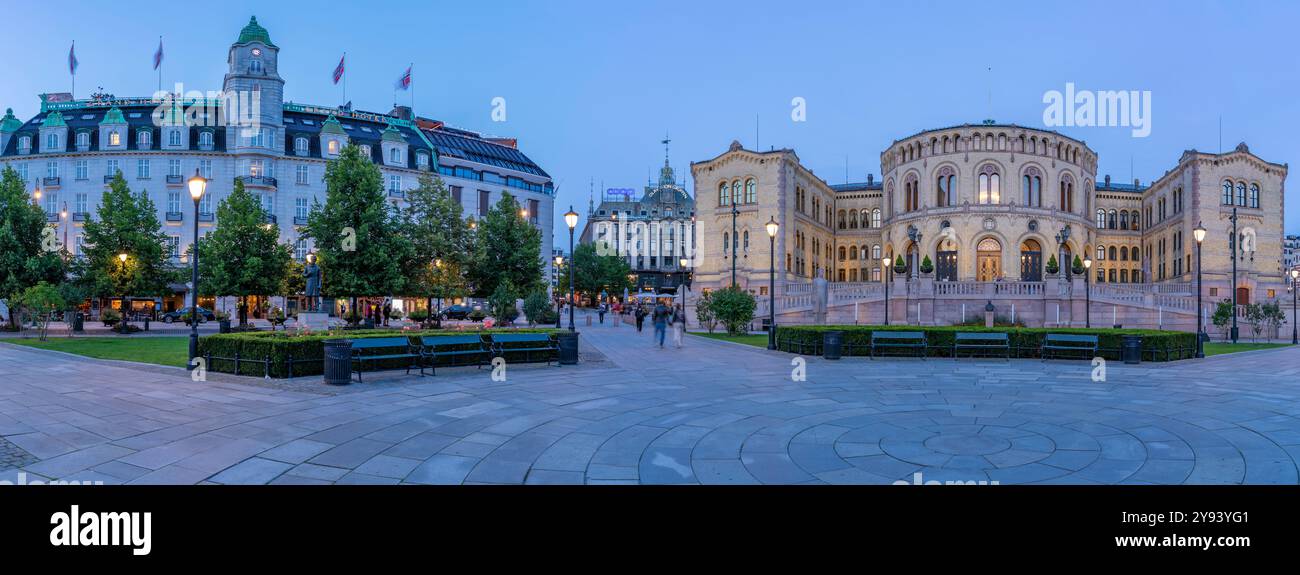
(237, 15, 276, 47)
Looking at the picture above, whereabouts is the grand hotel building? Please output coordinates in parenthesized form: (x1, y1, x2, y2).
(690, 125, 1288, 330)
(0, 17, 555, 315)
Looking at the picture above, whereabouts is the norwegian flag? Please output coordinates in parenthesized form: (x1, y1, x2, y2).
(332, 54, 345, 85)
(395, 65, 411, 91)
(68, 41, 78, 75)
(153, 37, 163, 70)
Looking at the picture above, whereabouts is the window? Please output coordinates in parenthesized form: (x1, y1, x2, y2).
(1132, 247, 1140, 262)
(1236, 182, 1247, 206)
(388, 175, 402, 194)
(137, 130, 152, 148)
(108, 131, 121, 146)
(296, 165, 309, 185)
(199, 159, 212, 179)
(871, 209, 881, 228)
(75, 161, 87, 181)
(44, 192, 58, 216)
(450, 185, 462, 205)
(261, 193, 273, 215)
(359, 145, 371, 159)
(1249, 184, 1259, 208)
(249, 159, 263, 177)
(938, 167, 956, 206)
(76, 132, 89, 148)
(136, 159, 150, 179)
(478, 190, 490, 217)
(295, 197, 309, 220)
(199, 131, 214, 147)
(295, 238, 309, 261)
(731, 181, 741, 205)
(106, 159, 119, 177)
(389, 148, 402, 165)
(166, 236, 180, 258)
(168, 159, 182, 177)
(1096, 209, 1106, 229)
(168, 130, 181, 147)
(1108, 210, 1118, 229)
(904, 174, 919, 211)
(199, 192, 213, 215)
(1021, 170, 1041, 207)
(250, 58, 263, 74)
(718, 182, 729, 206)
(46, 133, 59, 149)
(1131, 211, 1140, 231)
(1222, 180, 1233, 205)
(46, 161, 58, 179)
(1058, 175, 1074, 212)
(168, 190, 181, 214)
(744, 179, 756, 203)
(18, 136, 31, 152)
(417, 152, 429, 168)
(977, 165, 1000, 204)
(1120, 211, 1128, 230)
(295, 137, 308, 154)
(1097, 246, 1106, 261)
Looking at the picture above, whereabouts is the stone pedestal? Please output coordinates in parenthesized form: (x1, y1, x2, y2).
(296, 312, 331, 332)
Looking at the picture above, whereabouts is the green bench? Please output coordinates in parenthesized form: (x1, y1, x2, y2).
(1040, 333, 1098, 360)
(870, 331, 927, 359)
(348, 337, 421, 382)
(953, 332, 1010, 360)
(418, 335, 490, 376)
(491, 333, 559, 365)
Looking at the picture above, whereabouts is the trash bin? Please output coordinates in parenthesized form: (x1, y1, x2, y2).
(1121, 335, 1142, 364)
(823, 330, 844, 360)
(557, 331, 579, 365)
(323, 339, 353, 385)
(761, 318, 773, 332)
(72, 312, 84, 333)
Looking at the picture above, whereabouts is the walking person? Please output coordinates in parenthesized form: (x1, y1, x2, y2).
(672, 304, 685, 348)
(635, 305, 646, 332)
(382, 299, 392, 327)
(652, 301, 669, 348)
(598, 302, 607, 324)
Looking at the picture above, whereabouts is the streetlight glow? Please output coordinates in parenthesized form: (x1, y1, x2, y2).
(765, 216, 779, 238)
(118, 253, 128, 263)
(564, 206, 579, 230)
(187, 169, 207, 202)
(1193, 222, 1207, 244)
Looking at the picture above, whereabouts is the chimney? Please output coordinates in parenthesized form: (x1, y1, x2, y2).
(389, 105, 412, 121)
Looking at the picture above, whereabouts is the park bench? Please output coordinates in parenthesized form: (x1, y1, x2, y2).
(1040, 333, 1099, 361)
(952, 332, 1011, 360)
(870, 331, 928, 360)
(348, 337, 421, 382)
(417, 334, 491, 376)
(490, 333, 559, 365)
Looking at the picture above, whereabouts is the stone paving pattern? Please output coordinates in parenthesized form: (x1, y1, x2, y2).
(1, 314, 1299, 485)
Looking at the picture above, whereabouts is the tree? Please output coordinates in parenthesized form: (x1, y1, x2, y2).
(488, 280, 519, 324)
(1071, 255, 1085, 276)
(1211, 299, 1234, 341)
(1244, 303, 1264, 341)
(471, 191, 542, 297)
(919, 255, 934, 274)
(12, 281, 65, 341)
(401, 174, 472, 313)
(558, 242, 632, 305)
(78, 173, 177, 323)
(0, 166, 65, 329)
(1261, 301, 1285, 338)
(197, 179, 293, 327)
(1045, 254, 1060, 275)
(695, 290, 718, 333)
(522, 290, 554, 327)
(893, 254, 907, 275)
(711, 286, 756, 335)
(302, 144, 410, 321)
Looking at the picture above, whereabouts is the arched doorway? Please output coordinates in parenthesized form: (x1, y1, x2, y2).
(977, 238, 1002, 282)
(936, 239, 958, 282)
(1019, 239, 1042, 281)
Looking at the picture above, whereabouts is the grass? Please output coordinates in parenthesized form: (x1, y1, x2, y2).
(3, 336, 189, 367)
(689, 331, 770, 348)
(1202, 341, 1293, 357)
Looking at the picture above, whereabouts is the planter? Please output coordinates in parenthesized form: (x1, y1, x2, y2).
(322, 339, 353, 385)
(218, 319, 231, 334)
(557, 331, 579, 365)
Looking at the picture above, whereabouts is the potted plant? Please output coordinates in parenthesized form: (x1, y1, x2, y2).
(215, 310, 232, 334)
(1071, 255, 1085, 276)
(100, 308, 121, 328)
(893, 254, 907, 275)
(919, 255, 934, 275)
(467, 309, 487, 323)
(1045, 254, 1060, 276)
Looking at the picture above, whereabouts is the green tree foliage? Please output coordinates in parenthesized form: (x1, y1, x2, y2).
(893, 254, 906, 274)
(522, 290, 554, 327)
(919, 255, 934, 274)
(1045, 254, 1060, 274)
(1211, 299, 1234, 340)
(695, 290, 718, 333)
(400, 174, 472, 310)
(302, 144, 410, 311)
(557, 242, 632, 305)
(79, 172, 177, 306)
(12, 281, 65, 340)
(0, 167, 65, 328)
(471, 191, 542, 297)
(488, 280, 519, 324)
(1071, 255, 1085, 275)
(711, 286, 756, 336)
(197, 179, 293, 326)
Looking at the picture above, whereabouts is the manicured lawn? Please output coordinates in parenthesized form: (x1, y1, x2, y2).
(1203, 342, 1293, 357)
(689, 332, 770, 348)
(4, 336, 189, 367)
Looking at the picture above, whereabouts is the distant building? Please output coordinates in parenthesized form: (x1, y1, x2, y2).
(1285, 234, 1300, 274)
(580, 145, 695, 296)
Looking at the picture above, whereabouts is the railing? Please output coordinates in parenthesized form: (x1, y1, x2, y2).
(935, 282, 986, 296)
(237, 175, 277, 188)
(166, 174, 184, 185)
(43, 176, 60, 187)
(829, 282, 883, 303)
(1152, 282, 1193, 295)
(994, 281, 1043, 296)
(165, 212, 183, 222)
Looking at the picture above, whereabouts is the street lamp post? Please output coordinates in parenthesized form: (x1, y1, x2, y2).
(564, 206, 579, 331)
(1082, 256, 1092, 328)
(1194, 222, 1207, 357)
(186, 169, 207, 367)
(117, 252, 129, 334)
(1290, 268, 1299, 345)
(554, 255, 564, 329)
(60, 202, 68, 256)
(765, 216, 779, 350)
(1230, 208, 1239, 344)
(731, 201, 739, 288)
(882, 256, 892, 325)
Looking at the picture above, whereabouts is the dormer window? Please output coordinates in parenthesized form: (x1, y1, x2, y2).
(109, 131, 120, 146)
(416, 152, 429, 167)
(45, 133, 59, 150)
(137, 130, 152, 148)
(327, 140, 339, 155)
(168, 130, 181, 147)
(198, 131, 213, 147)
(295, 137, 308, 154)
(359, 145, 371, 159)
(389, 148, 402, 164)
(76, 132, 89, 148)
(18, 136, 31, 152)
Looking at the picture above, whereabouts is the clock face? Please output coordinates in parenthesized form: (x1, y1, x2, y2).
(251, 48, 262, 57)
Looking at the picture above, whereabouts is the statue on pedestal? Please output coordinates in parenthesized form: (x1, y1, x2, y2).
(812, 268, 829, 325)
(304, 255, 322, 312)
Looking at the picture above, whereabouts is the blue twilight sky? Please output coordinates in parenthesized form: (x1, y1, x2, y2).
(1, 0, 1296, 239)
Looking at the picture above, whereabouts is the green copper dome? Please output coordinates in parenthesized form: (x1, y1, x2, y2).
(0, 108, 22, 132)
(41, 111, 67, 128)
(236, 16, 276, 48)
(382, 122, 405, 143)
(320, 114, 346, 135)
(100, 107, 126, 125)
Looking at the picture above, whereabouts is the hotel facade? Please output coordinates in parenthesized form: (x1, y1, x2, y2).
(689, 125, 1289, 333)
(0, 17, 555, 316)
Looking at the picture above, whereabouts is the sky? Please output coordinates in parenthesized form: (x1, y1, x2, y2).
(1, 0, 1296, 239)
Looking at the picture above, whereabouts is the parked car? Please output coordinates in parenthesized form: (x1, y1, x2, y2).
(438, 304, 478, 321)
(161, 306, 216, 323)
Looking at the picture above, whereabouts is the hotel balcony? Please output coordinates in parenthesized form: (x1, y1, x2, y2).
(237, 175, 278, 189)
(42, 176, 60, 188)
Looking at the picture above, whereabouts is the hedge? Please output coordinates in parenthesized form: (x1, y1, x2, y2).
(197, 328, 563, 378)
(773, 325, 1198, 362)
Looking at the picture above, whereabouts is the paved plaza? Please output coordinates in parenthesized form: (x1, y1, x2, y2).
(1, 316, 1298, 485)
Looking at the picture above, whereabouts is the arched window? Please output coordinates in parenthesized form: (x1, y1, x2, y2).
(743, 230, 749, 252)
(1132, 247, 1140, 262)
(1249, 184, 1259, 208)
(872, 244, 882, 259)
(871, 209, 881, 228)
(744, 179, 756, 203)
(1109, 246, 1118, 261)
(250, 59, 263, 74)
(904, 173, 919, 211)
(199, 131, 213, 147)
(849, 210, 858, 229)
(849, 245, 858, 260)
(1108, 210, 1118, 229)
(838, 246, 847, 261)
(977, 165, 1000, 204)
(1131, 211, 1140, 230)
(1120, 269, 1129, 283)
(1097, 246, 1106, 261)
(108, 131, 121, 146)
(722, 232, 729, 255)
(1120, 246, 1128, 261)
(1222, 180, 1233, 205)
(837, 210, 846, 230)
(1096, 209, 1106, 229)
(718, 182, 729, 206)
(936, 167, 956, 207)
(1059, 174, 1074, 212)
(295, 137, 308, 153)
(138, 130, 152, 147)
(732, 181, 742, 206)
(168, 130, 181, 146)
(77, 132, 89, 148)
(1022, 168, 1042, 207)
(1236, 182, 1247, 206)
(1119, 211, 1128, 230)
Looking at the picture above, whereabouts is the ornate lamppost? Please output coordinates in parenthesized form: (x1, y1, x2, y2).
(1290, 268, 1299, 345)
(1082, 255, 1092, 328)
(882, 256, 892, 325)
(117, 252, 129, 334)
(1229, 208, 1239, 344)
(554, 254, 564, 329)
(564, 206, 579, 331)
(765, 216, 779, 350)
(1193, 222, 1207, 357)
(186, 169, 207, 366)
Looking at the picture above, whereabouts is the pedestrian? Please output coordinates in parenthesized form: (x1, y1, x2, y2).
(598, 302, 607, 324)
(382, 299, 392, 327)
(652, 301, 669, 348)
(635, 305, 646, 332)
(672, 304, 685, 348)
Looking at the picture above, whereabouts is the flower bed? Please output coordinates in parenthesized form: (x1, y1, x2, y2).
(773, 325, 1197, 362)
(197, 328, 563, 378)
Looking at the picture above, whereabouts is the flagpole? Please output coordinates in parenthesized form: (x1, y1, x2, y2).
(157, 36, 163, 94)
(409, 62, 414, 114)
(70, 40, 75, 98)
(342, 52, 347, 106)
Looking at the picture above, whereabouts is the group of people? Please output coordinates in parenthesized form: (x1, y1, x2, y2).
(627, 301, 685, 348)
